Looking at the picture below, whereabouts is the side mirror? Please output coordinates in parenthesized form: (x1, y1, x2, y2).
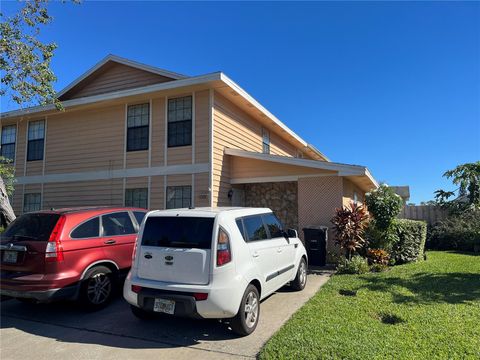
(286, 229, 298, 239)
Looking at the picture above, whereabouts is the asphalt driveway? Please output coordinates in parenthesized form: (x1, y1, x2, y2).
(0, 270, 332, 360)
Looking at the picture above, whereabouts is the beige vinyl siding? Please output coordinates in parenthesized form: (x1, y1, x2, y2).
(167, 146, 192, 165)
(212, 92, 300, 206)
(12, 185, 24, 215)
(45, 105, 124, 174)
(151, 97, 166, 167)
(194, 90, 210, 164)
(166, 174, 192, 187)
(230, 157, 334, 180)
(150, 175, 165, 210)
(125, 176, 148, 189)
(23, 183, 43, 212)
(126, 151, 148, 168)
(43, 179, 123, 209)
(194, 172, 210, 207)
(25, 160, 43, 176)
(60, 63, 174, 100)
(14, 120, 27, 175)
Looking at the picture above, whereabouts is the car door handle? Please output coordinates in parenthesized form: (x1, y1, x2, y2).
(144, 254, 152, 259)
(252, 252, 259, 258)
(104, 239, 116, 245)
(277, 248, 283, 253)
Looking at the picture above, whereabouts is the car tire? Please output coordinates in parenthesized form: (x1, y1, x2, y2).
(230, 284, 260, 336)
(79, 265, 114, 310)
(130, 304, 154, 320)
(290, 257, 308, 291)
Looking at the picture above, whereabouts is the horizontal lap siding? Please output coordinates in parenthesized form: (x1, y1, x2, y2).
(43, 179, 123, 209)
(62, 63, 174, 100)
(195, 91, 210, 164)
(125, 177, 148, 189)
(150, 175, 165, 210)
(126, 151, 148, 169)
(194, 172, 210, 207)
(45, 105, 124, 174)
(25, 161, 42, 176)
(213, 92, 300, 206)
(151, 98, 166, 167)
(167, 146, 192, 165)
(14, 120, 27, 176)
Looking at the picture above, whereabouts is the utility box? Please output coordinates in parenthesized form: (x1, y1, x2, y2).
(303, 226, 328, 266)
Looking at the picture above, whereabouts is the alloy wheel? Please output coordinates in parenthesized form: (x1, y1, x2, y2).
(87, 273, 112, 305)
(244, 290, 259, 328)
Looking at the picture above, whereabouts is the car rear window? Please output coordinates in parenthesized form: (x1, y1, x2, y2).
(141, 216, 214, 249)
(2, 213, 61, 242)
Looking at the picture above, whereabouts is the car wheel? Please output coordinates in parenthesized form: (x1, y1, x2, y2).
(130, 304, 154, 320)
(291, 257, 308, 291)
(80, 265, 114, 310)
(230, 284, 260, 336)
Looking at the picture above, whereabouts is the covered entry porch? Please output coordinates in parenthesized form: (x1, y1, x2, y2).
(225, 149, 378, 252)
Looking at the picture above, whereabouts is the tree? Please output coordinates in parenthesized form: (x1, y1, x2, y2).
(1, 0, 64, 109)
(435, 162, 480, 212)
(0, 159, 16, 228)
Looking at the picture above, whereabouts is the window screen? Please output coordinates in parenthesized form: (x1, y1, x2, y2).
(102, 212, 135, 236)
(1, 125, 16, 162)
(166, 186, 191, 209)
(127, 103, 149, 151)
(27, 120, 45, 161)
(168, 96, 192, 147)
(125, 188, 148, 209)
(71, 217, 100, 239)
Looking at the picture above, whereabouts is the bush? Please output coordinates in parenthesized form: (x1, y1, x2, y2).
(391, 219, 427, 264)
(336, 255, 370, 274)
(429, 210, 480, 252)
(365, 219, 399, 251)
(365, 184, 403, 229)
(366, 248, 390, 265)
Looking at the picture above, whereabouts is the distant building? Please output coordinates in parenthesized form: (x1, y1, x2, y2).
(390, 186, 410, 203)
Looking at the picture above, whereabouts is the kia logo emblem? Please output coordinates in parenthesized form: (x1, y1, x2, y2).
(165, 255, 173, 261)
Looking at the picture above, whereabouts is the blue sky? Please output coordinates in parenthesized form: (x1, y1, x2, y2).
(1, 1, 479, 203)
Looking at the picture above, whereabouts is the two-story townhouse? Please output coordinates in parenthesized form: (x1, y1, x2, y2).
(0, 55, 378, 252)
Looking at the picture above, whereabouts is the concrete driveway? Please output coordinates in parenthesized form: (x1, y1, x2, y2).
(0, 270, 332, 360)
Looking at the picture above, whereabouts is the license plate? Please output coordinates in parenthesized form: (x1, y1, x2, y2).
(153, 298, 175, 314)
(2, 251, 17, 264)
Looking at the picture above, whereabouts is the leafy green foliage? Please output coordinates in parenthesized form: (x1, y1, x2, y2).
(331, 202, 370, 259)
(260, 252, 480, 360)
(391, 219, 427, 264)
(435, 162, 480, 213)
(0, 157, 16, 196)
(365, 184, 403, 229)
(336, 255, 370, 274)
(365, 218, 399, 251)
(429, 209, 480, 252)
(0, 0, 69, 109)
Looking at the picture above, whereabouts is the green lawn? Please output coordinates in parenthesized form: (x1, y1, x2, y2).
(260, 252, 480, 360)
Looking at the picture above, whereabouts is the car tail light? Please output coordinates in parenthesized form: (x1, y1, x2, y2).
(193, 292, 208, 301)
(45, 215, 66, 263)
(131, 285, 142, 293)
(131, 237, 138, 262)
(216, 227, 231, 266)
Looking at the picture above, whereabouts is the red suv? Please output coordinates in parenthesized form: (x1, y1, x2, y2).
(0, 207, 147, 309)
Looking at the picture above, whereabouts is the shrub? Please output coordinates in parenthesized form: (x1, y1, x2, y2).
(366, 248, 390, 265)
(390, 219, 427, 264)
(336, 255, 370, 274)
(365, 219, 399, 251)
(365, 184, 403, 230)
(331, 202, 370, 259)
(429, 210, 480, 252)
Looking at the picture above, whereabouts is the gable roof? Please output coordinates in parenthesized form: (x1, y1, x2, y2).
(57, 54, 187, 100)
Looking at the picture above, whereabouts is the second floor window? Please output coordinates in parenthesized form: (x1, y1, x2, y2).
(127, 103, 149, 151)
(1, 125, 16, 162)
(27, 120, 45, 161)
(262, 128, 270, 154)
(168, 96, 192, 147)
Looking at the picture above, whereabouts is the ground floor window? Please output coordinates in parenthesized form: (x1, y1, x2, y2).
(166, 185, 191, 209)
(125, 188, 148, 209)
(23, 193, 41, 213)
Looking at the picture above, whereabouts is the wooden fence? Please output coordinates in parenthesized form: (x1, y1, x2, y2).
(399, 205, 448, 225)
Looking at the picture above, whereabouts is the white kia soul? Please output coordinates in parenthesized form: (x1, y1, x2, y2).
(124, 207, 308, 336)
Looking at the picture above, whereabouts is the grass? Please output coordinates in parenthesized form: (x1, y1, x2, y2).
(260, 252, 480, 360)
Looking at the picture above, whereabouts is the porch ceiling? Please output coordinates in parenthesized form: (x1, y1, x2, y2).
(225, 148, 379, 192)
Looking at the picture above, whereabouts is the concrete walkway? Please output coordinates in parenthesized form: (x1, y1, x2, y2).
(0, 270, 333, 360)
